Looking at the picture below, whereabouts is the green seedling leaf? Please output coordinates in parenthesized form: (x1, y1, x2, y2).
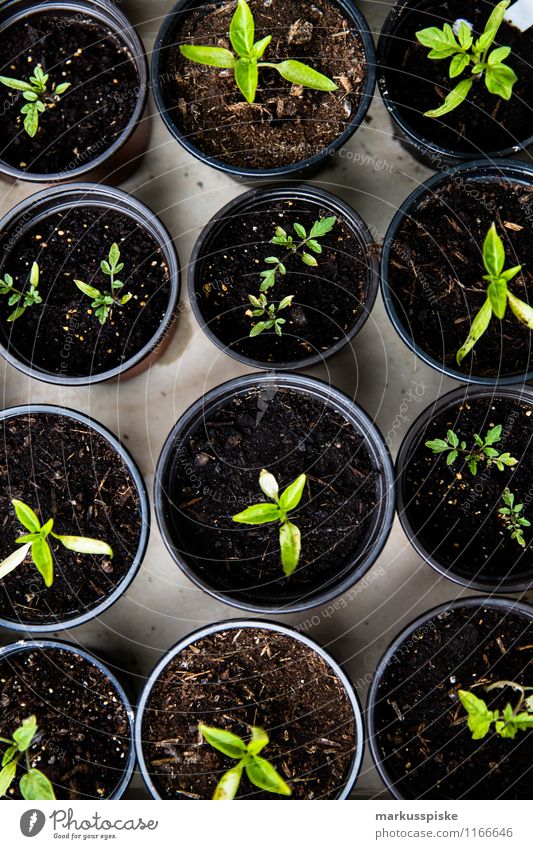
(213, 765, 242, 800)
(245, 755, 291, 796)
(0, 761, 17, 797)
(19, 769, 56, 801)
(31, 538, 53, 587)
(179, 45, 236, 69)
(279, 520, 301, 576)
(456, 298, 493, 365)
(458, 690, 496, 739)
(230, 0, 255, 57)
(198, 724, 247, 759)
(272, 60, 337, 91)
(251, 35, 272, 60)
(232, 503, 281, 524)
(484, 224, 506, 279)
(75, 280, 101, 300)
(0, 542, 32, 580)
(52, 535, 113, 558)
(425, 77, 473, 118)
(259, 469, 279, 501)
(12, 716, 37, 752)
(235, 58, 258, 103)
(279, 474, 306, 512)
(508, 293, 533, 329)
(12, 499, 41, 533)
(487, 279, 508, 319)
(248, 727, 269, 756)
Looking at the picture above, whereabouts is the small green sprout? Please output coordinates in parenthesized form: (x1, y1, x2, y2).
(498, 487, 530, 547)
(247, 293, 294, 337)
(0, 262, 42, 321)
(259, 215, 337, 292)
(180, 0, 337, 105)
(458, 680, 533, 740)
(75, 242, 132, 325)
(233, 469, 306, 576)
(0, 64, 71, 137)
(416, 1, 517, 118)
(0, 499, 114, 588)
(0, 716, 55, 800)
(198, 723, 291, 800)
(457, 223, 532, 366)
(425, 424, 517, 476)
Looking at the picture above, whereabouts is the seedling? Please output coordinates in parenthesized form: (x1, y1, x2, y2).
(0, 64, 70, 137)
(247, 293, 293, 337)
(0, 262, 42, 321)
(75, 243, 132, 325)
(180, 0, 337, 105)
(259, 216, 337, 292)
(498, 487, 530, 547)
(198, 723, 291, 800)
(233, 469, 306, 576)
(416, 1, 517, 118)
(0, 499, 114, 588)
(458, 680, 533, 739)
(0, 715, 55, 800)
(425, 424, 517, 475)
(457, 223, 532, 365)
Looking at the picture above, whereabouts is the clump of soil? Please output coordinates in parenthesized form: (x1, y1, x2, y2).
(142, 627, 357, 799)
(0, 647, 131, 800)
(196, 197, 371, 364)
(387, 175, 533, 377)
(0, 207, 170, 377)
(373, 603, 533, 799)
(161, 0, 367, 168)
(0, 412, 143, 625)
(0, 11, 140, 174)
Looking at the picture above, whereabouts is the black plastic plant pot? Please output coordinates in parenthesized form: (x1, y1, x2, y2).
(0, 0, 150, 184)
(381, 159, 533, 385)
(152, 0, 376, 181)
(367, 596, 533, 799)
(0, 183, 181, 385)
(135, 618, 364, 799)
(377, 0, 533, 169)
(154, 371, 395, 614)
(188, 183, 379, 370)
(0, 404, 150, 633)
(0, 638, 135, 799)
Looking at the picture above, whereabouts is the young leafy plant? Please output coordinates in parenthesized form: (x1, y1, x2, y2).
(416, 1, 517, 118)
(247, 293, 294, 337)
(259, 216, 337, 292)
(0, 262, 42, 322)
(425, 424, 517, 476)
(0, 499, 114, 588)
(233, 469, 306, 576)
(456, 223, 532, 366)
(458, 680, 533, 740)
(75, 242, 132, 325)
(180, 0, 337, 105)
(0, 64, 70, 137)
(0, 715, 55, 800)
(498, 487, 530, 547)
(198, 723, 291, 800)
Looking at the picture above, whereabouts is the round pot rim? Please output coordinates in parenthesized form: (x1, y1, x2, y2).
(0, 182, 181, 385)
(0, 403, 150, 632)
(154, 370, 395, 614)
(366, 594, 533, 800)
(376, 0, 533, 163)
(380, 158, 533, 385)
(188, 182, 379, 371)
(0, 637, 136, 799)
(395, 383, 533, 593)
(151, 0, 377, 180)
(0, 0, 149, 183)
(134, 617, 365, 800)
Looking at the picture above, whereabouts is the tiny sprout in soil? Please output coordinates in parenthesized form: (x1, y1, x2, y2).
(75, 242, 132, 325)
(498, 487, 530, 547)
(0, 64, 70, 137)
(0, 715, 55, 800)
(247, 293, 293, 337)
(416, 1, 517, 118)
(0, 499, 113, 588)
(198, 723, 291, 800)
(233, 469, 306, 576)
(459, 680, 533, 740)
(0, 262, 41, 322)
(180, 0, 337, 105)
(425, 424, 517, 475)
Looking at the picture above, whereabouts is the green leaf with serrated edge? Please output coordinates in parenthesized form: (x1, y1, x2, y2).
(425, 77, 473, 118)
(306, 239, 322, 254)
(13, 716, 37, 752)
(488, 46, 511, 65)
(251, 35, 271, 60)
(279, 474, 306, 512)
(230, 0, 254, 57)
(2, 746, 17, 768)
(425, 439, 450, 453)
(469, 459, 478, 475)
(75, 280, 101, 300)
(447, 430, 459, 448)
(508, 293, 533, 329)
(458, 690, 496, 739)
(456, 298, 493, 365)
(259, 469, 279, 501)
(487, 279, 508, 319)
(213, 765, 242, 800)
(12, 499, 41, 533)
(245, 755, 291, 796)
(233, 503, 281, 524)
(52, 535, 113, 558)
(415, 26, 458, 52)
(198, 724, 247, 759)
(485, 63, 517, 99)
(0, 761, 17, 797)
(450, 53, 470, 78)
(301, 252, 318, 267)
(179, 45, 236, 69)
(279, 521, 301, 576)
(0, 543, 32, 581)
(235, 58, 258, 103)
(31, 538, 53, 587)
(310, 216, 336, 238)
(20, 769, 55, 801)
(457, 21, 473, 50)
(250, 321, 267, 337)
(272, 60, 337, 91)
(485, 425, 502, 445)
(0, 76, 33, 91)
(293, 223, 306, 239)
(247, 727, 269, 756)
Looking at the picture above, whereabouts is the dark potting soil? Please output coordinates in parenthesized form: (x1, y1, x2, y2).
(142, 627, 356, 799)
(402, 395, 533, 584)
(0, 12, 139, 174)
(0, 413, 143, 625)
(166, 386, 380, 606)
(387, 175, 533, 378)
(0, 647, 131, 800)
(373, 603, 533, 799)
(197, 198, 370, 364)
(161, 0, 366, 169)
(1, 207, 171, 377)
(384, 0, 533, 154)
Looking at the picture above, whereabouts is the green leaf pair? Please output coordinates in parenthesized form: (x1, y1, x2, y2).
(0, 716, 55, 800)
(0, 63, 70, 137)
(425, 423, 518, 476)
(498, 487, 530, 548)
(459, 680, 533, 740)
(75, 242, 132, 325)
(0, 261, 42, 322)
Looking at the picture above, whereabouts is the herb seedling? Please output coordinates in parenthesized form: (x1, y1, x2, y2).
(0, 64, 70, 137)
(0, 715, 55, 800)
(180, 0, 337, 105)
(416, 1, 517, 118)
(0, 499, 114, 588)
(457, 223, 532, 366)
(198, 723, 291, 800)
(0, 262, 42, 322)
(247, 293, 294, 337)
(426, 424, 517, 475)
(233, 469, 306, 576)
(458, 680, 533, 739)
(498, 487, 530, 547)
(75, 243, 132, 326)
(259, 216, 337, 292)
